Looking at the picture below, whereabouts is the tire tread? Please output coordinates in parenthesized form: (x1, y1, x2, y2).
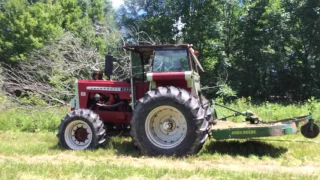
(57, 109, 106, 150)
(131, 86, 208, 156)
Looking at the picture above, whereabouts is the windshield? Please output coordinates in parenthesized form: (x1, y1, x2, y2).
(152, 49, 189, 72)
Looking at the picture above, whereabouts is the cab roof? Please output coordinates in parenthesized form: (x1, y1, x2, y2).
(123, 44, 192, 53)
(123, 44, 204, 72)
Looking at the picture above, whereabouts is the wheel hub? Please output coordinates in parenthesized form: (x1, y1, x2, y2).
(162, 119, 176, 132)
(74, 126, 89, 142)
(145, 106, 187, 149)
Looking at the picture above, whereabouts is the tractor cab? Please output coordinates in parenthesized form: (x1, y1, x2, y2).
(123, 44, 204, 106)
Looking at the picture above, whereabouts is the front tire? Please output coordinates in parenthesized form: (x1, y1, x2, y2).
(57, 109, 106, 150)
(131, 86, 207, 156)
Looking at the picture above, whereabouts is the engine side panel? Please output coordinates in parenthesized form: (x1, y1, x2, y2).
(75, 80, 149, 125)
(78, 80, 131, 107)
(77, 80, 131, 123)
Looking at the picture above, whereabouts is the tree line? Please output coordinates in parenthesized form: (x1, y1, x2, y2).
(0, 0, 122, 104)
(0, 0, 118, 63)
(0, 0, 319, 103)
(119, 0, 320, 101)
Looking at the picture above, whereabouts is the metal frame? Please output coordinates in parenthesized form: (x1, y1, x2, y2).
(211, 101, 318, 140)
(130, 51, 135, 109)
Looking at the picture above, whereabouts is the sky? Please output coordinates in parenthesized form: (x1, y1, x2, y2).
(111, 0, 124, 9)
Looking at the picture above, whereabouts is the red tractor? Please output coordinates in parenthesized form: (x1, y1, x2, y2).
(57, 44, 214, 156)
(57, 44, 320, 156)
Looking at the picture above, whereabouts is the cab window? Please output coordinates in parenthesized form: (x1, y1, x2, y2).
(152, 49, 189, 72)
(131, 52, 144, 80)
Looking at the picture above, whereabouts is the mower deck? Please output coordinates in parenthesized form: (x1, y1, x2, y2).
(211, 115, 314, 140)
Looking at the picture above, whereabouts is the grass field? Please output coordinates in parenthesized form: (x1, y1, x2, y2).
(1, 99, 320, 179)
(0, 132, 320, 179)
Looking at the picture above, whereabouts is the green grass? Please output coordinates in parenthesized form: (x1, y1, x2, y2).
(0, 97, 319, 132)
(1, 100, 320, 179)
(0, 131, 320, 179)
(0, 106, 68, 132)
(214, 97, 320, 124)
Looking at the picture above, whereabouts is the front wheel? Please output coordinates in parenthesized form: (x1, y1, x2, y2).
(131, 86, 207, 156)
(57, 109, 106, 150)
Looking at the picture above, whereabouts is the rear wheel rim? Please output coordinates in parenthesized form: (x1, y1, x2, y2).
(64, 120, 93, 150)
(145, 106, 187, 149)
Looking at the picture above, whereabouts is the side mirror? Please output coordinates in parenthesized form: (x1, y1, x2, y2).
(105, 54, 113, 80)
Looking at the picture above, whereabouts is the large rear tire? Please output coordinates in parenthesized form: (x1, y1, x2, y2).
(57, 109, 106, 150)
(130, 86, 207, 156)
(201, 96, 217, 125)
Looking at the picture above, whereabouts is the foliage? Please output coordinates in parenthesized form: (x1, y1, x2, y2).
(0, 0, 116, 63)
(1, 0, 320, 102)
(118, 0, 178, 44)
(215, 97, 320, 124)
(216, 84, 237, 101)
(0, 0, 126, 105)
(0, 0, 61, 62)
(118, 0, 320, 101)
(1, 30, 129, 105)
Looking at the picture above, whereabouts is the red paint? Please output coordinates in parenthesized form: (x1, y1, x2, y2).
(76, 76, 190, 125)
(78, 80, 131, 109)
(135, 82, 149, 99)
(93, 110, 132, 123)
(155, 81, 190, 91)
(152, 72, 190, 92)
(75, 127, 88, 142)
(152, 72, 186, 81)
(77, 80, 149, 124)
(105, 94, 115, 105)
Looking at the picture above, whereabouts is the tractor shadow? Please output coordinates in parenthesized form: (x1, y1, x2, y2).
(106, 138, 288, 158)
(49, 137, 288, 158)
(49, 138, 140, 156)
(104, 137, 141, 157)
(201, 140, 288, 158)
